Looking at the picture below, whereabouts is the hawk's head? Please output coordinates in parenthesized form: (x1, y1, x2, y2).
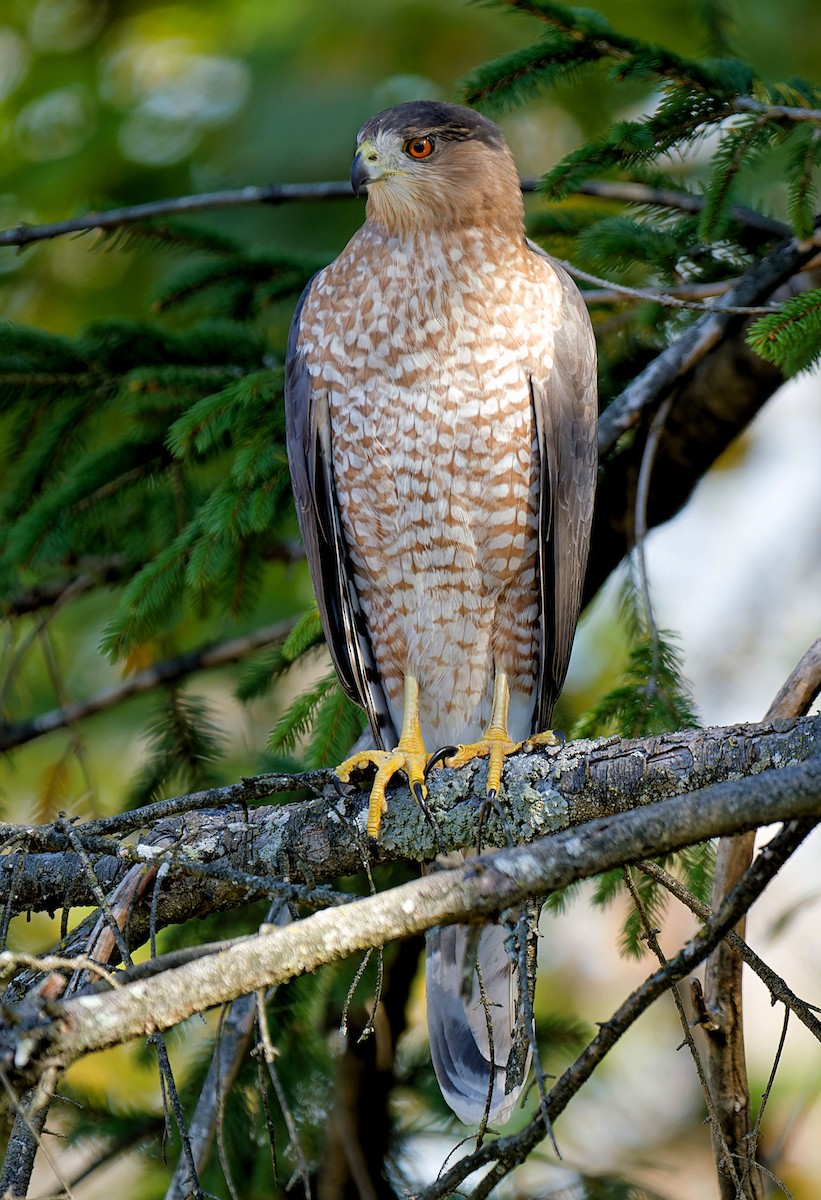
(351, 101, 524, 238)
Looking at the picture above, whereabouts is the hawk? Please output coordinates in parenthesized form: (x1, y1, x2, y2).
(285, 100, 597, 1125)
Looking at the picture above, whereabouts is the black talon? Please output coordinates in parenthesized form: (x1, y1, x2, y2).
(425, 745, 458, 778)
(478, 791, 516, 850)
(333, 776, 352, 798)
(411, 780, 444, 852)
(553, 729, 567, 746)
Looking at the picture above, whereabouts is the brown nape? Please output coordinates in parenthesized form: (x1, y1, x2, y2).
(365, 140, 525, 239)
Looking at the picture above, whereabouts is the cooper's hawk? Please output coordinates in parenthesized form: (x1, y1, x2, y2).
(285, 100, 597, 1124)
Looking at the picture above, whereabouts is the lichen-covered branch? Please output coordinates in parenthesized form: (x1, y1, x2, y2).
(1, 757, 818, 1110)
(1, 717, 819, 928)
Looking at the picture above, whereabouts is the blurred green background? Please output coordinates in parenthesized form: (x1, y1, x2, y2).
(3, 0, 820, 338)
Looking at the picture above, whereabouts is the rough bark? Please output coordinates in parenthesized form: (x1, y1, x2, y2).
(586, 246, 820, 604)
(2, 716, 818, 927)
(0, 756, 819, 1104)
(700, 639, 821, 1199)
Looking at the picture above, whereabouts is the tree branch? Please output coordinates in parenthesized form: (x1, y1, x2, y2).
(418, 818, 816, 1200)
(586, 239, 821, 603)
(733, 97, 821, 123)
(699, 638, 821, 1199)
(1, 757, 819, 1102)
(0, 621, 293, 753)
(597, 232, 821, 455)
(1, 717, 819, 924)
(639, 858, 821, 1043)
(0, 177, 788, 250)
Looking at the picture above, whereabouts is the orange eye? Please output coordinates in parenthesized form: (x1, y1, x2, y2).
(406, 136, 434, 159)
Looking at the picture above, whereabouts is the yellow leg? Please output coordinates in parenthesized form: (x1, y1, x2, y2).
(336, 674, 428, 839)
(444, 672, 561, 797)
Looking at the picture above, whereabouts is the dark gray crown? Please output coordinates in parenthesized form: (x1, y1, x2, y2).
(358, 101, 506, 150)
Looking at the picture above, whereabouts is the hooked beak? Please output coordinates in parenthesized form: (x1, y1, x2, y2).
(350, 139, 386, 197)
(350, 150, 371, 197)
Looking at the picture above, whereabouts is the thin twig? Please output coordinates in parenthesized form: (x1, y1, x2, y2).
(733, 97, 821, 123)
(473, 954, 498, 1147)
(341, 948, 374, 1038)
(0, 1067, 72, 1200)
(742, 1006, 791, 1192)
(418, 820, 815, 1200)
(55, 817, 132, 968)
(621, 866, 742, 1194)
(0, 174, 790, 250)
(554, 258, 774, 314)
(636, 859, 821, 1043)
(0, 620, 296, 753)
(150, 861, 171, 960)
(513, 910, 557, 1153)
(633, 391, 675, 666)
(213, 1006, 242, 1200)
(255, 992, 312, 1200)
(152, 1033, 208, 1200)
(598, 231, 821, 455)
(0, 951, 120, 988)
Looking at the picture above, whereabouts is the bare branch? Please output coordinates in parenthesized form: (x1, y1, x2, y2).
(733, 97, 821, 123)
(0, 174, 789, 251)
(420, 818, 816, 1200)
(0, 182, 356, 247)
(556, 259, 773, 314)
(586, 254, 821, 605)
(621, 867, 739, 1191)
(765, 638, 821, 723)
(0, 620, 294, 753)
(568, 180, 789, 237)
(598, 231, 821, 455)
(0, 756, 818, 1101)
(700, 637, 821, 1199)
(640, 859, 821, 1043)
(0, 1067, 68, 1200)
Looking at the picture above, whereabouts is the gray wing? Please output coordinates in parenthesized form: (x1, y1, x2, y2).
(528, 246, 598, 731)
(284, 277, 398, 749)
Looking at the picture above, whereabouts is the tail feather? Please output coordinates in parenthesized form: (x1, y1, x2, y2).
(425, 920, 531, 1125)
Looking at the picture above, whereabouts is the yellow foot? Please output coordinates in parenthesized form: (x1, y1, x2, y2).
(443, 729, 562, 797)
(337, 746, 427, 840)
(522, 728, 563, 752)
(444, 730, 521, 798)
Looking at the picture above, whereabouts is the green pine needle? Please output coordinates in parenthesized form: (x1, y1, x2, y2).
(698, 117, 775, 241)
(268, 671, 339, 756)
(462, 32, 602, 111)
(102, 525, 197, 660)
(306, 684, 366, 768)
(281, 608, 325, 662)
(167, 371, 284, 460)
(127, 689, 225, 806)
(577, 216, 684, 280)
(786, 126, 821, 241)
(99, 217, 242, 258)
(746, 289, 821, 376)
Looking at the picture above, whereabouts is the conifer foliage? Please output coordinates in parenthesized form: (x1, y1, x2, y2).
(0, 2, 819, 1198)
